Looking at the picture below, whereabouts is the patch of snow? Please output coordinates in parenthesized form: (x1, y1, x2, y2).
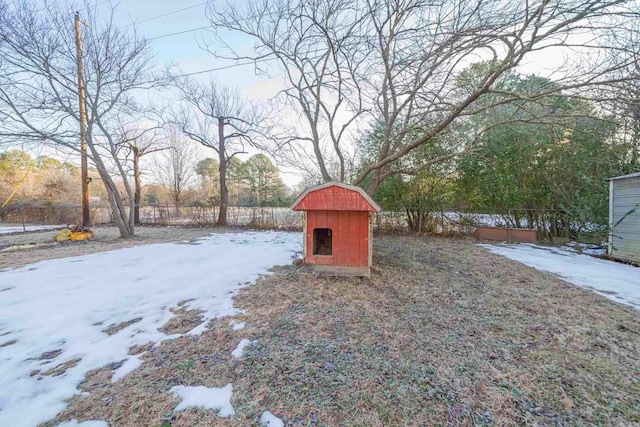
(0, 231, 300, 427)
(480, 243, 640, 309)
(232, 339, 253, 358)
(55, 420, 108, 427)
(0, 224, 64, 235)
(111, 355, 143, 382)
(261, 410, 284, 427)
(229, 320, 246, 331)
(186, 321, 210, 336)
(170, 384, 235, 417)
(561, 241, 607, 256)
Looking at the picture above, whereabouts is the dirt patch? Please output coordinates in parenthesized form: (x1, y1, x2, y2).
(47, 235, 640, 426)
(103, 318, 142, 336)
(0, 339, 17, 347)
(0, 226, 221, 270)
(158, 308, 205, 335)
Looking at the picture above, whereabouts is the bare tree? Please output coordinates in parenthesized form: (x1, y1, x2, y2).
(115, 123, 168, 225)
(355, 0, 640, 192)
(207, 0, 369, 183)
(208, 0, 640, 192)
(0, 1, 160, 237)
(598, 15, 640, 167)
(154, 126, 197, 214)
(172, 78, 264, 226)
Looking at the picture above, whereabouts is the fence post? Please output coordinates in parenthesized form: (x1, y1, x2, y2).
(21, 205, 26, 233)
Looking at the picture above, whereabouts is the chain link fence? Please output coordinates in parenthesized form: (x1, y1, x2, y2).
(0, 204, 112, 228)
(138, 205, 303, 229)
(0, 204, 605, 240)
(0, 204, 304, 230)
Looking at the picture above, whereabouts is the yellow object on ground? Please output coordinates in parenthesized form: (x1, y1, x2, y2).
(53, 228, 94, 242)
(70, 230, 94, 241)
(54, 229, 72, 242)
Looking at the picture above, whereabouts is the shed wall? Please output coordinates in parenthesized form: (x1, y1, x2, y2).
(305, 210, 370, 267)
(610, 176, 640, 263)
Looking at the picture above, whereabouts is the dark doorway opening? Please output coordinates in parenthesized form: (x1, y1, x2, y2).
(313, 228, 332, 255)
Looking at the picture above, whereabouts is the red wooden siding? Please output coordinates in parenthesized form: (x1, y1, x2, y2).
(292, 185, 377, 212)
(305, 210, 369, 267)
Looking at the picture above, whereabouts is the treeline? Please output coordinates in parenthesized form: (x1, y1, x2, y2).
(146, 153, 293, 208)
(0, 151, 91, 205)
(0, 150, 294, 209)
(362, 73, 638, 240)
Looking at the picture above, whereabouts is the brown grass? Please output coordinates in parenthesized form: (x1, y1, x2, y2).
(128, 342, 154, 356)
(103, 318, 142, 336)
(46, 235, 640, 426)
(158, 308, 205, 335)
(42, 358, 82, 377)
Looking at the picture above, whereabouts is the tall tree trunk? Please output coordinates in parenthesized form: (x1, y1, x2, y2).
(217, 117, 228, 226)
(133, 149, 141, 226)
(87, 138, 133, 238)
(369, 168, 382, 195)
(310, 127, 332, 182)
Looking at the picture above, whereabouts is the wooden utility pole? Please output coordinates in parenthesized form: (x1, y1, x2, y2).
(217, 117, 228, 226)
(75, 12, 90, 228)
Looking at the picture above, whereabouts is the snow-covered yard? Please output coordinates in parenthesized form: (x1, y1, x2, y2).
(481, 243, 640, 309)
(0, 231, 300, 427)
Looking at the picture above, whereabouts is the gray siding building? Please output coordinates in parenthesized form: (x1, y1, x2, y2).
(608, 172, 640, 264)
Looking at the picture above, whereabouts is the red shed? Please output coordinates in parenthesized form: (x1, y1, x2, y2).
(291, 182, 381, 276)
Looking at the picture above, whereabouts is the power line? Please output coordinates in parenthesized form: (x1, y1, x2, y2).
(70, 3, 278, 81)
(147, 25, 213, 41)
(135, 9, 279, 44)
(90, 0, 112, 9)
(157, 44, 332, 81)
(132, 1, 208, 26)
(155, 57, 277, 83)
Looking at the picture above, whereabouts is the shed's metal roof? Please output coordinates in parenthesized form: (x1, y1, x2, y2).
(607, 172, 640, 181)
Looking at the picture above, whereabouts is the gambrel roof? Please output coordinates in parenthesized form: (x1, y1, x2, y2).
(290, 182, 381, 212)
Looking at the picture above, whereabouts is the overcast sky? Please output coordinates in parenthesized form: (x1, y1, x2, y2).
(101, 0, 306, 183)
(17, 0, 587, 188)
(105, 0, 585, 185)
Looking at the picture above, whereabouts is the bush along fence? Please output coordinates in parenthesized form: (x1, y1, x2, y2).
(380, 207, 607, 242)
(0, 204, 608, 242)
